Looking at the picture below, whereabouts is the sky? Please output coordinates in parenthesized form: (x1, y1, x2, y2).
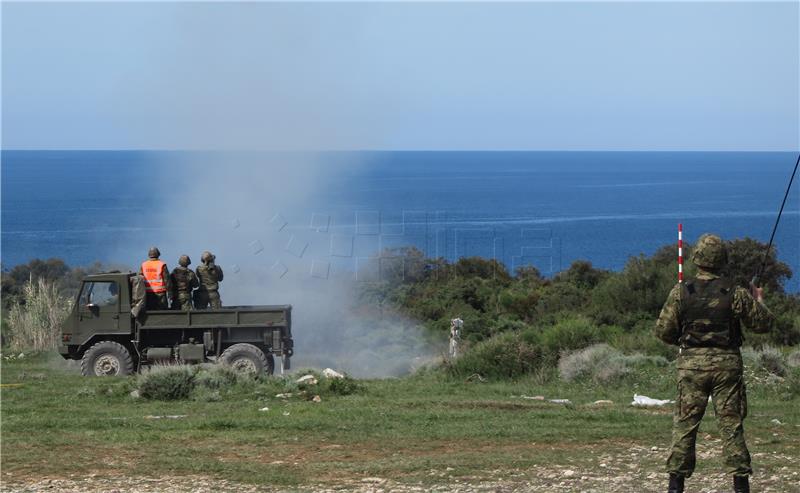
(2, 1, 798, 151)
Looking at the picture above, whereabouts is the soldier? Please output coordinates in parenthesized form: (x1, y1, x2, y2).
(655, 234, 774, 493)
(139, 247, 171, 310)
(170, 255, 199, 311)
(194, 251, 224, 309)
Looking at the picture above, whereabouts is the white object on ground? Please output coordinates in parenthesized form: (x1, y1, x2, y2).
(323, 368, 345, 379)
(259, 407, 270, 412)
(771, 418, 783, 425)
(548, 399, 572, 404)
(518, 395, 545, 400)
(312, 395, 322, 403)
(275, 393, 292, 398)
(593, 400, 614, 405)
(296, 374, 318, 385)
(631, 394, 674, 407)
(144, 415, 187, 419)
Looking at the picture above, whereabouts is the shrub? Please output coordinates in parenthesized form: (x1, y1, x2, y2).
(558, 344, 669, 383)
(4, 278, 73, 351)
(525, 315, 622, 363)
(325, 375, 362, 396)
(137, 365, 196, 400)
(194, 364, 242, 389)
(742, 346, 788, 377)
(755, 346, 788, 377)
(558, 344, 629, 383)
(446, 331, 540, 379)
(788, 349, 800, 369)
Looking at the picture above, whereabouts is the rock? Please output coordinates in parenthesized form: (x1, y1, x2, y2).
(129, 390, 140, 399)
(771, 418, 783, 425)
(521, 395, 545, 400)
(361, 477, 386, 484)
(275, 393, 292, 398)
(259, 407, 270, 412)
(296, 374, 318, 385)
(282, 411, 290, 416)
(312, 395, 322, 403)
(323, 368, 345, 379)
(548, 399, 572, 404)
(563, 470, 576, 477)
(593, 400, 614, 405)
(17, 353, 25, 359)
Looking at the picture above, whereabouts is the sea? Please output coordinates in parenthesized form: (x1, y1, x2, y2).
(2, 150, 799, 292)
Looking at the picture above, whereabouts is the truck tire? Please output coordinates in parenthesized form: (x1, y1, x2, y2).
(81, 341, 134, 377)
(220, 344, 274, 375)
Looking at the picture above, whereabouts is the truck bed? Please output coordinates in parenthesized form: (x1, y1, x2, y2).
(139, 305, 291, 330)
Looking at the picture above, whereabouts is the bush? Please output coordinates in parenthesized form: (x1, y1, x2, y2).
(788, 349, 800, 369)
(194, 364, 242, 389)
(137, 365, 196, 400)
(4, 278, 73, 351)
(558, 344, 630, 383)
(325, 375, 362, 396)
(742, 346, 788, 377)
(525, 315, 622, 363)
(758, 346, 788, 377)
(446, 331, 540, 379)
(558, 344, 668, 383)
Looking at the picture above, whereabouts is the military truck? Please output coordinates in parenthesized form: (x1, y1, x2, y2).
(58, 272, 293, 376)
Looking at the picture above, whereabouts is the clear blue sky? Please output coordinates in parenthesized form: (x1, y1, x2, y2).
(2, 1, 798, 151)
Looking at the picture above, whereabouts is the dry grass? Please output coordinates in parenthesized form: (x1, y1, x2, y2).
(4, 278, 73, 352)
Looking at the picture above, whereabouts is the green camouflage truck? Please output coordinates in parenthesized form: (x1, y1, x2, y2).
(58, 271, 293, 376)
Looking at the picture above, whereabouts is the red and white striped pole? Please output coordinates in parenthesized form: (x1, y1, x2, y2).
(678, 223, 684, 283)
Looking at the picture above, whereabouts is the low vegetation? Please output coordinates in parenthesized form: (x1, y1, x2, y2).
(1, 353, 797, 491)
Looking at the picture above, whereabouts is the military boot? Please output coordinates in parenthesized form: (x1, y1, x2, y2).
(733, 475, 750, 493)
(668, 473, 685, 493)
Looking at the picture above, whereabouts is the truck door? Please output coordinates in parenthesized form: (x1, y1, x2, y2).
(77, 281, 121, 338)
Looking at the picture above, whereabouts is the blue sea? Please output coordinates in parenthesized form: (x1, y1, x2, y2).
(2, 150, 799, 292)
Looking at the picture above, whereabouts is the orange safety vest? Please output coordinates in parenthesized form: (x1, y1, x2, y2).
(141, 260, 167, 293)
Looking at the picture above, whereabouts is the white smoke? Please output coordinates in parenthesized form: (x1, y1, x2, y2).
(118, 151, 442, 377)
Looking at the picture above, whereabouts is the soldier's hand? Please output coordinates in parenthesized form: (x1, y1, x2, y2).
(750, 283, 764, 302)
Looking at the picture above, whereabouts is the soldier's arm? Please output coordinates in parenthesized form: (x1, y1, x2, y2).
(655, 283, 682, 345)
(190, 271, 200, 289)
(733, 287, 774, 334)
(217, 266, 224, 282)
(162, 265, 172, 293)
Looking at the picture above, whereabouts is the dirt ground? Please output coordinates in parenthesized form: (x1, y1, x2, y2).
(3, 443, 798, 493)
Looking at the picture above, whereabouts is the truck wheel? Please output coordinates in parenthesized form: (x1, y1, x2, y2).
(81, 341, 134, 377)
(220, 344, 274, 375)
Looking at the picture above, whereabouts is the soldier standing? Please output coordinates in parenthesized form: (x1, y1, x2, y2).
(139, 247, 171, 310)
(170, 255, 199, 311)
(194, 251, 224, 309)
(655, 234, 774, 493)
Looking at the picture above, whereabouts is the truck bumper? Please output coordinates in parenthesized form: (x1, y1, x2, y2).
(57, 345, 71, 358)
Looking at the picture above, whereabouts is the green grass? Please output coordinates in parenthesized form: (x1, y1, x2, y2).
(1, 353, 798, 490)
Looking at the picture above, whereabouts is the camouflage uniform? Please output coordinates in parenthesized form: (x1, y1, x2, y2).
(170, 255, 199, 311)
(194, 251, 224, 309)
(655, 234, 773, 491)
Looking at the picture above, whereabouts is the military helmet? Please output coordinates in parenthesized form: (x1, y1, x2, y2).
(178, 255, 191, 267)
(201, 251, 215, 263)
(691, 234, 728, 269)
(148, 246, 161, 259)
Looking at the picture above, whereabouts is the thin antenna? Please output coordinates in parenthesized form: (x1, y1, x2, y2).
(678, 223, 683, 284)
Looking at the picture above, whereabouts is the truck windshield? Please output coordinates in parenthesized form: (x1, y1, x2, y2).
(81, 281, 119, 307)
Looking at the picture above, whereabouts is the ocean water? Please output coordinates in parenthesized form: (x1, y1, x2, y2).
(2, 150, 799, 292)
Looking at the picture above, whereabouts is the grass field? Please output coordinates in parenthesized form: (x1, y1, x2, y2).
(1, 353, 798, 493)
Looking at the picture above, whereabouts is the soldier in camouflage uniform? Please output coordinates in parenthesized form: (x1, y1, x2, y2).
(170, 255, 199, 311)
(655, 234, 774, 493)
(194, 251, 224, 309)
